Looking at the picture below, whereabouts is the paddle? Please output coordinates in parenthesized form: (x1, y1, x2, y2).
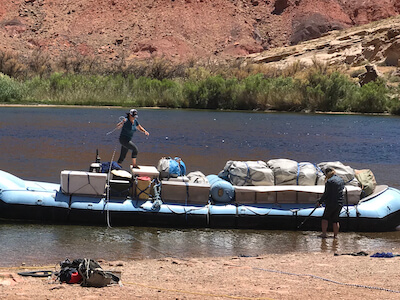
(297, 200, 321, 229)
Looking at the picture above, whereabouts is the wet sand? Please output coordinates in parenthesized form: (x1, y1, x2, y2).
(1, 250, 400, 299)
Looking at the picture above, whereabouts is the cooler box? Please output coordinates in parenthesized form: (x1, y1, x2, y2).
(61, 170, 107, 196)
(160, 181, 210, 204)
(136, 176, 153, 200)
(130, 165, 160, 179)
(110, 179, 131, 198)
(234, 187, 256, 204)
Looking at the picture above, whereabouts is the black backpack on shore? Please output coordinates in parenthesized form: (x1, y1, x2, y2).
(58, 259, 83, 284)
(57, 258, 120, 287)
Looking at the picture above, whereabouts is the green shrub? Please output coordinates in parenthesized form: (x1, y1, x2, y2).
(268, 76, 302, 111)
(1, 59, 396, 114)
(303, 72, 356, 112)
(352, 80, 389, 113)
(49, 72, 73, 92)
(23, 76, 51, 103)
(221, 78, 239, 109)
(128, 77, 185, 107)
(388, 96, 400, 115)
(183, 80, 201, 108)
(235, 74, 266, 110)
(131, 77, 161, 107)
(0, 73, 24, 102)
(199, 76, 227, 109)
(183, 76, 231, 109)
(155, 79, 184, 108)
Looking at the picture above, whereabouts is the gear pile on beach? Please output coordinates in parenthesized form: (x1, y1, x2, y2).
(56, 258, 120, 287)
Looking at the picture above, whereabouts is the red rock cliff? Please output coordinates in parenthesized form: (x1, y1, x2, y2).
(0, 0, 399, 62)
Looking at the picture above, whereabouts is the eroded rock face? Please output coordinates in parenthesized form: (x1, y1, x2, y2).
(251, 16, 400, 70)
(384, 40, 400, 66)
(342, 0, 398, 24)
(388, 29, 400, 40)
(290, 13, 344, 45)
(358, 65, 379, 86)
(272, 0, 290, 15)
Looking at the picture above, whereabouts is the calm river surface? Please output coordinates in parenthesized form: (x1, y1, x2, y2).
(1, 106, 400, 266)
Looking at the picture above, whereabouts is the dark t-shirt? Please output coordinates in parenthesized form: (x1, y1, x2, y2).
(320, 174, 345, 208)
(120, 118, 139, 140)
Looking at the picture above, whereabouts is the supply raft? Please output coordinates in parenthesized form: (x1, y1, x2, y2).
(1, 157, 400, 232)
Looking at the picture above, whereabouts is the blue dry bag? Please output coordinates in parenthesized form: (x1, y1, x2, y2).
(157, 157, 186, 178)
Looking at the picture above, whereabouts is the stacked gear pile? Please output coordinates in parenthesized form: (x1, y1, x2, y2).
(215, 159, 376, 198)
(218, 161, 274, 186)
(218, 159, 365, 187)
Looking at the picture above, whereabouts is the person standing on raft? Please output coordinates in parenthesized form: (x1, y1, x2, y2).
(117, 109, 149, 168)
(318, 167, 345, 239)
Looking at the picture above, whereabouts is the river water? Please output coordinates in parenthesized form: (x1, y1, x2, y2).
(1, 106, 400, 266)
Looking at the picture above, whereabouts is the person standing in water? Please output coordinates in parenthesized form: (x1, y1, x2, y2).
(117, 109, 149, 168)
(318, 167, 345, 239)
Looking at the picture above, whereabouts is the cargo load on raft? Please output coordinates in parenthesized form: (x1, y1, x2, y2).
(0, 154, 399, 232)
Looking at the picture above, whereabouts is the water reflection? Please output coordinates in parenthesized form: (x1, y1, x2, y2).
(1, 223, 400, 267)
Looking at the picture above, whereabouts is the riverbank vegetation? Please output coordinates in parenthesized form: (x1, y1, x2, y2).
(1, 50, 400, 114)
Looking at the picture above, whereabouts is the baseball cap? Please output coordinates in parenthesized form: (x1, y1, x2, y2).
(129, 109, 138, 117)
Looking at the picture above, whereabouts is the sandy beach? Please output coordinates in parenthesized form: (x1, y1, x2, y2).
(1, 250, 400, 300)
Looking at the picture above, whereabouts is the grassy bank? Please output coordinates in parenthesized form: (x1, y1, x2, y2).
(1, 50, 399, 114)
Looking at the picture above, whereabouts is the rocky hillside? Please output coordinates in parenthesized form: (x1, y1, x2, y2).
(0, 0, 399, 64)
(248, 15, 400, 72)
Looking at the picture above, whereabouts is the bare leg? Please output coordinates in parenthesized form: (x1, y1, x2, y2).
(319, 219, 328, 238)
(333, 222, 340, 238)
